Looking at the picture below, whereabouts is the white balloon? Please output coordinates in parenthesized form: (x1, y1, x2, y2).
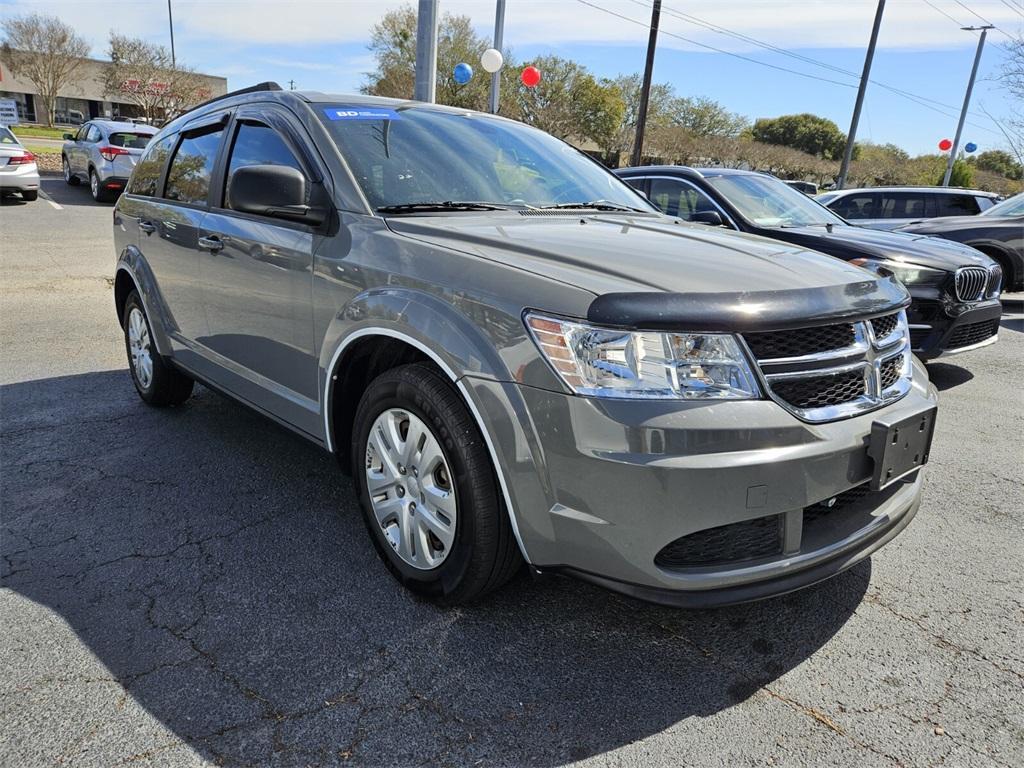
(480, 48, 504, 73)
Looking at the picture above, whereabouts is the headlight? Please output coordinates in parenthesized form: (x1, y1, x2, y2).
(850, 258, 946, 286)
(525, 312, 761, 400)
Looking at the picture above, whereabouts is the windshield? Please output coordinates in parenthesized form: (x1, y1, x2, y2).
(0, 127, 18, 145)
(982, 193, 1024, 217)
(704, 173, 845, 228)
(317, 104, 654, 213)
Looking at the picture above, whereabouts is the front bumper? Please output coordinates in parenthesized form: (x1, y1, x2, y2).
(908, 296, 1001, 360)
(466, 357, 938, 607)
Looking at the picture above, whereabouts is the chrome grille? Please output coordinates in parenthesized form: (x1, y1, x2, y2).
(743, 311, 912, 423)
(955, 266, 989, 301)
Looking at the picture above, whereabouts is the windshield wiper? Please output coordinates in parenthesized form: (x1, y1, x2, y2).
(538, 200, 647, 213)
(376, 201, 518, 214)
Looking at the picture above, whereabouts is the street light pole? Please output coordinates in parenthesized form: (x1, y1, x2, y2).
(942, 25, 993, 187)
(631, 0, 661, 168)
(836, 0, 885, 190)
(489, 0, 506, 114)
(414, 0, 440, 103)
(167, 0, 176, 69)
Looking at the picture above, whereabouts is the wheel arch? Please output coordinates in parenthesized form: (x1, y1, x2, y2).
(114, 258, 174, 356)
(322, 324, 533, 563)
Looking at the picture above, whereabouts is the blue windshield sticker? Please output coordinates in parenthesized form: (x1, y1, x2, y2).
(324, 107, 402, 121)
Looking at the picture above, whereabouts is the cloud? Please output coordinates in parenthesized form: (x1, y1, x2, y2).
(2, 0, 1019, 53)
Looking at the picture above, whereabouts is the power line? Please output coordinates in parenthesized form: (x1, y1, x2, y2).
(606, 0, 1006, 137)
(994, 0, 1024, 20)
(574, 0, 859, 89)
(953, 0, 994, 25)
(921, 0, 967, 27)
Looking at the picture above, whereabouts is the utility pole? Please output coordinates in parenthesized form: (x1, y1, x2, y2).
(837, 0, 885, 190)
(489, 0, 506, 114)
(942, 25, 993, 187)
(167, 0, 176, 69)
(631, 0, 661, 167)
(414, 0, 440, 103)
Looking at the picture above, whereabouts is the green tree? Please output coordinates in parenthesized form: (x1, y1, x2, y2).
(103, 33, 209, 122)
(972, 149, 1023, 180)
(942, 157, 975, 188)
(598, 74, 676, 158)
(668, 96, 748, 138)
(751, 113, 848, 160)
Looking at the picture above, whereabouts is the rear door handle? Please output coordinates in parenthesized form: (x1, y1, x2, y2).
(139, 220, 156, 234)
(198, 235, 224, 253)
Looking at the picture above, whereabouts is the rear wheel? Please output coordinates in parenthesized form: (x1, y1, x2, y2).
(62, 156, 79, 186)
(21, 190, 38, 202)
(123, 290, 193, 406)
(352, 363, 522, 604)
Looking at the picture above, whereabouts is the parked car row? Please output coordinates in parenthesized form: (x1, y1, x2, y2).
(110, 84, 949, 609)
(615, 166, 1004, 358)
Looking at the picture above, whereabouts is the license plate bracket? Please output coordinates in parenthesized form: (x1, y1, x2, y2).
(867, 407, 937, 491)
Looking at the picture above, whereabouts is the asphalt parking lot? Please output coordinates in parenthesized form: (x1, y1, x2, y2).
(2, 176, 1023, 768)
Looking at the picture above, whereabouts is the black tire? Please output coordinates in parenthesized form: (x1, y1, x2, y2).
(21, 190, 38, 202)
(351, 363, 522, 604)
(63, 156, 79, 186)
(90, 169, 110, 202)
(122, 290, 194, 406)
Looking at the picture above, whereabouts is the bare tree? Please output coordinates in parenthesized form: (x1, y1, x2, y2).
(0, 14, 90, 127)
(103, 33, 209, 122)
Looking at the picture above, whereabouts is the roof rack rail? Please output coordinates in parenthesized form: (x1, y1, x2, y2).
(175, 81, 283, 120)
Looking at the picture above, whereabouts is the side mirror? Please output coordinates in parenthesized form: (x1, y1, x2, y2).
(227, 164, 325, 226)
(691, 210, 724, 226)
(63, 133, 75, 141)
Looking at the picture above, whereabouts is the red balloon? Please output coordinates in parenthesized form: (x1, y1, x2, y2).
(938, 138, 953, 151)
(521, 66, 541, 87)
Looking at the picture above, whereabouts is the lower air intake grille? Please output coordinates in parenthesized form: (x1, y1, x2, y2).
(947, 319, 998, 349)
(655, 515, 782, 569)
(743, 322, 855, 360)
(771, 369, 866, 410)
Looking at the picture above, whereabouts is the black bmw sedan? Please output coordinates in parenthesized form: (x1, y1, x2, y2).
(616, 166, 1003, 359)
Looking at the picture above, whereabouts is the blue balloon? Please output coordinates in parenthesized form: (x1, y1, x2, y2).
(454, 63, 473, 84)
(964, 142, 978, 153)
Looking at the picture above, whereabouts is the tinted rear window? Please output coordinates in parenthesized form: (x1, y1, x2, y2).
(935, 194, 980, 216)
(109, 132, 153, 150)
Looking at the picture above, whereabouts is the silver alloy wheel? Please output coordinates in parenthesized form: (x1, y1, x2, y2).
(127, 307, 153, 389)
(90, 170, 98, 198)
(63, 157, 71, 182)
(365, 408, 457, 570)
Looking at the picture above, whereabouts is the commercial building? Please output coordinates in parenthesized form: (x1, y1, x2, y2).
(0, 55, 227, 125)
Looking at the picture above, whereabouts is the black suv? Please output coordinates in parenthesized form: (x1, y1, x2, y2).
(616, 166, 1003, 359)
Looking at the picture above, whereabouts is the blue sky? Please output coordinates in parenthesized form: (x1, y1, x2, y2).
(2, 0, 1020, 155)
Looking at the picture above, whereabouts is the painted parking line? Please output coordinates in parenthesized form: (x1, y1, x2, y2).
(37, 189, 62, 211)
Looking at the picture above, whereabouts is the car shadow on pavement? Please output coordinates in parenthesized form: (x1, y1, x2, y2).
(925, 362, 974, 391)
(1, 370, 868, 766)
(37, 175, 112, 208)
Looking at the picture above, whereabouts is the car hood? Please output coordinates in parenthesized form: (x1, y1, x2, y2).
(387, 213, 909, 330)
(898, 215, 1011, 233)
(775, 223, 991, 271)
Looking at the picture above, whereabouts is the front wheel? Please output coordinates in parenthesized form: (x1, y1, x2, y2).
(352, 363, 522, 604)
(123, 290, 193, 406)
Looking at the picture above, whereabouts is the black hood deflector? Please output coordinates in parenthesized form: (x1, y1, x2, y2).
(587, 277, 910, 332)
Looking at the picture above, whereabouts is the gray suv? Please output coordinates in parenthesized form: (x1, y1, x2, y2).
(112, 84, 939, 606)
(62, 120, 157, 202)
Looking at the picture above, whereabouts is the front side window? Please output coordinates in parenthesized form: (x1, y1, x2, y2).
(164, 127, 224, 205)
(126, 134, 175, 197)
(224, 122, 305, 210)
(86, 125, 102, 143)
(648, 178, 719, 221)
(703, 173, 843, 228)
(74, 124, 90, 142)
(317, 104, 652, 212)
(877, 192, 933, 219)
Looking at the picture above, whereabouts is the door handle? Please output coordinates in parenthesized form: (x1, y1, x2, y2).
(198, 235, 224, 253)
(139, 220, 156, 234)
